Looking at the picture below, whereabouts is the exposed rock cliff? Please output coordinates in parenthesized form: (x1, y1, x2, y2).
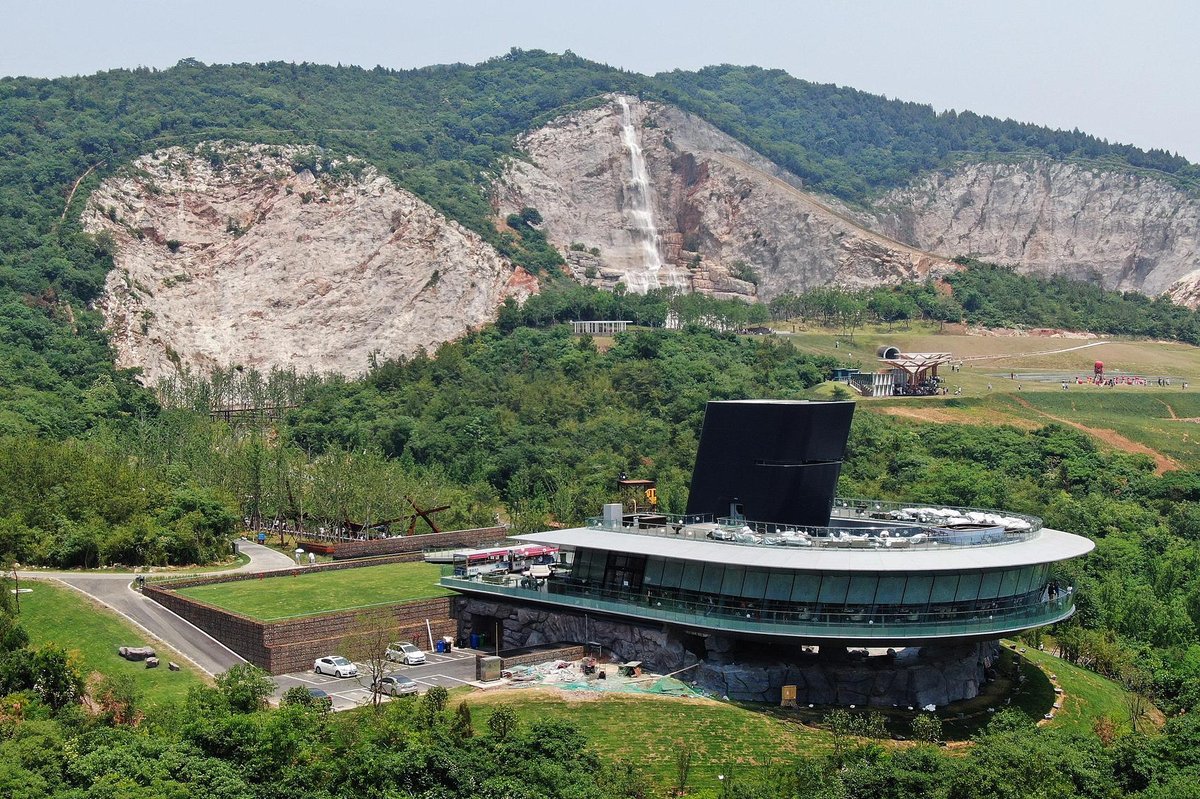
(496, 96, 952, 301)
(85, 143, 534, 383)
(869, 160, 1200, 300)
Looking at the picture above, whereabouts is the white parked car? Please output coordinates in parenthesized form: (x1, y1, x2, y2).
(385, 642, 427, 665)
(313, 655, 358, 678)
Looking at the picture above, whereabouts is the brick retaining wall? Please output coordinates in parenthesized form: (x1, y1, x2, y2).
(145, 576, 461, 675)
(326, 526, 508, 560)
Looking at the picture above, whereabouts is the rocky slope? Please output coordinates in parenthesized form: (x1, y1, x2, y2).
(85, 143, 535, 383)
(869, 160, 1200, 301)
(495, 96, 953, 301)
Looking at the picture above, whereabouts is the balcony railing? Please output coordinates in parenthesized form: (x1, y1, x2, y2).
(584, 498, 1043, 552)
(441, 575, 1074, 640)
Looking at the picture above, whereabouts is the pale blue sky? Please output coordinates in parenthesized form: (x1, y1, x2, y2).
(1, 0, 1195, 161)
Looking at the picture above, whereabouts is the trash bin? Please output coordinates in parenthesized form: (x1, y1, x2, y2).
(469, 633, 480, 649)
(435, 640, 445, 654)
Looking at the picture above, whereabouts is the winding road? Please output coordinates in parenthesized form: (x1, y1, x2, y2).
(16, 541, 297, 676)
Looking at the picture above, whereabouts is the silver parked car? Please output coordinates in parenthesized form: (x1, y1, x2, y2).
(373, 674, 419, 696)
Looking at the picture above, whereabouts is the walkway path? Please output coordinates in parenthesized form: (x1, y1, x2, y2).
(17, 541, 298, 677)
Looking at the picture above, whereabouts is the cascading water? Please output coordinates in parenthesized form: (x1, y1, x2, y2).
(617, 96, 665, 292)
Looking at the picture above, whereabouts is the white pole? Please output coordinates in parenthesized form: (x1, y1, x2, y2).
(426, 619, 435, 651)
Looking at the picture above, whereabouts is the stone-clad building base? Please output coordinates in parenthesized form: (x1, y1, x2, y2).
(456, 597, 999, 707)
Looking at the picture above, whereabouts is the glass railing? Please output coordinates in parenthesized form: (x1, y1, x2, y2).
(441, 575, 1074, 639)
(584, 498, 1042, 552)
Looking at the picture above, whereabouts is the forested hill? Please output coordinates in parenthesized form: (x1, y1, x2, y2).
(653, 65, 1200, 200)
(1, 48, 1196, 435)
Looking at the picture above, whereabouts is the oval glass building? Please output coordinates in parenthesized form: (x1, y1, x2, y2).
(444, 400, 1094, 706)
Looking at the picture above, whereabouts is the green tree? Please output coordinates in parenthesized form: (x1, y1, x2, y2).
(215, 663, 274, 713)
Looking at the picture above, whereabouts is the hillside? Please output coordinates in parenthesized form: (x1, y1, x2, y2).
(497, 96, 953, 300)
(0, 50, 1198, 423)
(84, 142, 534, 381)
(869, 159, 1200, 298)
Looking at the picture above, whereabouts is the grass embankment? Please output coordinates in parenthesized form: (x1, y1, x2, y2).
(173, 561, 452, 621)
(465, 644, 1146, 795)
(1017, 645, 1162, 735)
(19, 581, 206, 707)
(472, 690, 831, 793)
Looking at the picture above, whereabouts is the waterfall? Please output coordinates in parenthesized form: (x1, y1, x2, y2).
(617, 96, 664, 292)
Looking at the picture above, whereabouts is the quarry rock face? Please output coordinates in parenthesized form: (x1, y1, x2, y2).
(869, 160, 1200, 301)
(496, 96, 952, 301)
(85, 143, 535, 383)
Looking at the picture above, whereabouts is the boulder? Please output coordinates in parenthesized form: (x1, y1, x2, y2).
(119, 646, 156, 661)
(145, 657, 160, 669)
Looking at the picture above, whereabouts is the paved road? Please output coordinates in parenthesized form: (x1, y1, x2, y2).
(17, 540, 299, 676)
(273, 647, 483, 711)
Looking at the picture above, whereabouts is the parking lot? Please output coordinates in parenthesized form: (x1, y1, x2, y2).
(272, 647, 486, 711)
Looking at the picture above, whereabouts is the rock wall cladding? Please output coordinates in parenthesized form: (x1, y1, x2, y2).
(496, 96, 952, 300)
(456, 597, 997, 706)
(85, 143, 536, 383)
(869, 160, 1200, 300)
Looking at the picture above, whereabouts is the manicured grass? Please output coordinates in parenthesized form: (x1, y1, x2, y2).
(173, 561, 452, 620)
(18, 580, 207, 707)
(471, 690, 831, 795)
(1016, 644, 1161, 735)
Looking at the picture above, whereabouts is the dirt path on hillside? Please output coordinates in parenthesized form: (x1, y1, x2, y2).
(1011, 396, 1179, 474)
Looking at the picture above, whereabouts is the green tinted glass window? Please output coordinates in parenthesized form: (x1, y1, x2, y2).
(642, 558, 665, 586)
(660, 560, 684, 590)
(741, 570, 769, 600)
(701, 563, 725, 594)
(791, 573, 821, 602)
(876, 575, 906, 604)
(847, 575, 879, 605)
(818, 574, 850, 604)
(955, 572, 982, 602)
(681, 561, 705, 592)
(931, 575, 959, 603)
(978, 571, 1003, 600)
(766, 571, 794, 601)
(998, 569, 1020, 596)
(721, 566, 745, 596)
(902, 575, 932, 605)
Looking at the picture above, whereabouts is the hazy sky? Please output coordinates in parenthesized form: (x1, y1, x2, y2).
(2, 0, 1195, 161)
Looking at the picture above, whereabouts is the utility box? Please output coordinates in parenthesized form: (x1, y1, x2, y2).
(477, 655, 503, 682)
(780, 685, 798, 707)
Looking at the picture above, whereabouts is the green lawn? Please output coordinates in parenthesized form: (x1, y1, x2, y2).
(471, 691, 831, 796)
(173, 561, 452, 620)
(1015, 644, 1160, 735)
(18, 580, 207, 707)
(464, 643, 1148, 795)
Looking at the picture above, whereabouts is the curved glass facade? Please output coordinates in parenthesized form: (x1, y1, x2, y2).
(559, 548, 1063, 632)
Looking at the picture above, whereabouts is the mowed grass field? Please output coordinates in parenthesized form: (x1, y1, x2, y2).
(783, 325, 1200, 467)
(173, 561, 452, 620)
(20, 580, 207, 706)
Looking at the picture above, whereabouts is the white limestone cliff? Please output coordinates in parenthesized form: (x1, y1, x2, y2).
(869, 160, 1200, 301)
(495, 96, 952, 301)
(85, 143, 536, 383)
